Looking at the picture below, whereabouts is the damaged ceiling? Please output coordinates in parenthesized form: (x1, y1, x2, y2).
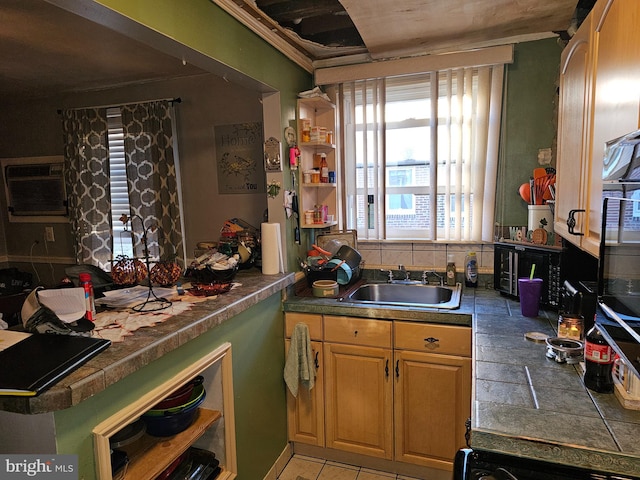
(227, 0, 596, 66)
(0, 0, 596, 101)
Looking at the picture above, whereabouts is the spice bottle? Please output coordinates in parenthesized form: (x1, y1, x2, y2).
(464, 251, 478, 288)
(320, 154, 329, 183)
(584, 324, 614, 393)
(79, 272, 97, 321)
(446, 254, 456, 286)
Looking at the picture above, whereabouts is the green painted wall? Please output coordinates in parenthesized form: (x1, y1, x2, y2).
(496, 38, 562, 228)
(54, 293, 286, 480)
(92, 0, 312, 268)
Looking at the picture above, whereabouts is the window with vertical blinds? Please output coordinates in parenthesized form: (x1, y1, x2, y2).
(340, 65, 504, 242)
(106, 107, 133, 258)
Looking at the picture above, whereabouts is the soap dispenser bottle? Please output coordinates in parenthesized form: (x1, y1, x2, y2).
(446, 254, 456, 286)
(464, 251, 478, 288)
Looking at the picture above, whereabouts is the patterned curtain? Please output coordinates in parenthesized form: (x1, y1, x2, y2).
(61, 108, 113, 269)
(120, 100, 184, 266)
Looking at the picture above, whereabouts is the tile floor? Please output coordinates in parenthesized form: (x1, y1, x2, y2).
(277, 454, 422, 480)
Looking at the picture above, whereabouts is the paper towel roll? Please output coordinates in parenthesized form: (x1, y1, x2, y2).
(261, 222, 283, 275)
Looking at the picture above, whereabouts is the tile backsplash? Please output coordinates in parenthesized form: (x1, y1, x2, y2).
(358, 241, 494, 274)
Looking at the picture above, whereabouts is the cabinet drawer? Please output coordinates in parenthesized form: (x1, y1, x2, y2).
(394, 321, 471, 357)
(324, 315, 391, 348)
(285, 313, 323, 340)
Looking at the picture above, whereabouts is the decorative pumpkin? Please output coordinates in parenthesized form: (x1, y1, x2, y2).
(111, 256, 148, 285)
(150, 261, 182, 286)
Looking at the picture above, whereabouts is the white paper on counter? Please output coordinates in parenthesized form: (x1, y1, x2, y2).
(95, 285, 177, 308)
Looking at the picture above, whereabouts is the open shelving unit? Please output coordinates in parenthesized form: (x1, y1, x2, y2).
(297, 96, 338, 230)
(93, 342, 236, 480)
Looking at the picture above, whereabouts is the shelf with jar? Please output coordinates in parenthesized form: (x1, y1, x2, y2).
(297, 96, 338, 230)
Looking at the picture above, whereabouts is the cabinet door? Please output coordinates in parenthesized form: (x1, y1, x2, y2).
(285, 339, 324, 446)
(394, 350, 471, 470)
(555, 14, 593, 246)
(324, 342, 393, 459)
(587, 0, 640, 255)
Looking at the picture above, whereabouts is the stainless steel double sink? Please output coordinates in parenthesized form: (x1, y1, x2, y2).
(340, 282, 462, 309)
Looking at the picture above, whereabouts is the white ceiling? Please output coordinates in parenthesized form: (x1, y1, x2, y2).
(1, 0, 578, 101)
(0, 0, 206, 101)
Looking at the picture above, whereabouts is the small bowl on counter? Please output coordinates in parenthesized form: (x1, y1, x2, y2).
(312, 280, 339, 297)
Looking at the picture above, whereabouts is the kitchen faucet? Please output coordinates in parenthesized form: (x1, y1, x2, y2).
(398, 264, 411, 281)
(422, 270, 444, 286)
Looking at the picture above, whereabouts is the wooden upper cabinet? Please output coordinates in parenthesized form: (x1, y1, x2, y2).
(588, 0, 640, 251)
(555, 0, 640, 257)
(555, 15, 593, 248)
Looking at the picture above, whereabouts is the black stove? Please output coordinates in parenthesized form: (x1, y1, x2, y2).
(454, 448, 639, 480)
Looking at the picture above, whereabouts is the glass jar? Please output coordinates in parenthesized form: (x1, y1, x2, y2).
(558, 313, 584, 341)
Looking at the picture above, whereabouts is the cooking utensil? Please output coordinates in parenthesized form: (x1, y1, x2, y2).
(334, 244, 362, 270)
(326, 258, 353, 285)
(291, 192, 300, 244)
(533, 167, 547, 179)
(330, 259, 346, 272)
(519, 183, 531, 204)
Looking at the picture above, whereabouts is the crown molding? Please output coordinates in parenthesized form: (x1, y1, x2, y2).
(211, 0, 314, 73)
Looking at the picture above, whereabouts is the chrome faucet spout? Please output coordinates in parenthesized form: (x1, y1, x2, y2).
(422, 270, 444, 286)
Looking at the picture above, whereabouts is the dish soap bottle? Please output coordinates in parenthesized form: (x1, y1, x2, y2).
(464, 251, 478, 288)
(446, 254, 456, 286)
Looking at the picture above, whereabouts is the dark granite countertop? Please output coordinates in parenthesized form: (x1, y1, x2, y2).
(0, 270, 295, 415)
(284, 283, 640, 476)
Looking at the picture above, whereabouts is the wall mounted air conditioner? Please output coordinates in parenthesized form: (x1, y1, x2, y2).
(2, 156, 67, 219)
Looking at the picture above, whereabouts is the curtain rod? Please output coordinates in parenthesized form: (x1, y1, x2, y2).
(57, 97, 181, 114)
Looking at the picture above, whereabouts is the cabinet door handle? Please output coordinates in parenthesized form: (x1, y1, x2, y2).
(314, 351, 319, 369)
(385, 359, 389, 377)
(424, 337, 439, 344)
(567, 209, 585, 236)
(395, 359, 400, 378)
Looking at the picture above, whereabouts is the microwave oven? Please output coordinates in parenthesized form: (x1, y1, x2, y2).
(494, 241, 598, 310)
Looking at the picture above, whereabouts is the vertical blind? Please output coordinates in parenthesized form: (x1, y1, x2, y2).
(340, 65, 504, 242)
(107, 107, 133, 258)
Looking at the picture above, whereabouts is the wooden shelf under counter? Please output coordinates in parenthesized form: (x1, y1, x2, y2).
(120, 408, 222, 480)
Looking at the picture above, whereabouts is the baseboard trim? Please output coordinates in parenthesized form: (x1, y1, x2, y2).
(263, 443, 293, 480)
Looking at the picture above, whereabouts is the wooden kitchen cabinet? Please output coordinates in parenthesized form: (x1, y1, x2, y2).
(285, 313, 471, 473)
(555, 8, 594, 252)
(393, 322, 471, 470)
(297, 97, 338, 229)
(324, 315, 393, 459)
(555, 0, 640, 257)
(285, 313, 324, 446)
